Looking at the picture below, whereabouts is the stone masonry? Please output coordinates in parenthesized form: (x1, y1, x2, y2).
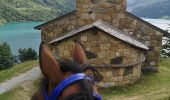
(35, 0, 170, 87)
(52, 29, 144, 87)
(37, 0, 164, 70)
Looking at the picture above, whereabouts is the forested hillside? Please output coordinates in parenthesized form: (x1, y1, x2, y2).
(0, 0, 170, 24)
(0, 0, 75, 23)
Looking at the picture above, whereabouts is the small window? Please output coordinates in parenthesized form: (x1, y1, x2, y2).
(86, 51, 97, 59)
(123, 67, 133, 76)
(90, 0, 100, 3)
(111, 56, 123, 64)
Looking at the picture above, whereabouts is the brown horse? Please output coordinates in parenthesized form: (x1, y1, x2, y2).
(32, 40, 102, 100)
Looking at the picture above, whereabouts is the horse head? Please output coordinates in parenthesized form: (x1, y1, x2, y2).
(32, 40, 102, 100)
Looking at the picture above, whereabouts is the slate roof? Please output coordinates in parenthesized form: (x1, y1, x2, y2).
(49, 20, 149, 50)
(125, 12, 170, 37)
(35, 11, 76, 30)
(35, 10, 170, 37)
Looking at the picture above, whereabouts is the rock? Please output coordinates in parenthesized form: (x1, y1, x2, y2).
(81, 35, 88, 41)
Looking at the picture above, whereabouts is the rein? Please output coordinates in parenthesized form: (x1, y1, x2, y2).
(43, 73, 102, 100)
(79, 64, 103, 82)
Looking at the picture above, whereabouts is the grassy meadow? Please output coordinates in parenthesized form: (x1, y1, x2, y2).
(0, 59, 170, 100)
(0, 60, 38, 83)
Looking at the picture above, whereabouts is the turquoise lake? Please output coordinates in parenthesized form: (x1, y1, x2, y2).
(0, 22, 44, 54)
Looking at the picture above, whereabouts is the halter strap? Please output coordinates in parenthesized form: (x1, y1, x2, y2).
(43, 73, 102, 100)
(79, 64, 103, 82)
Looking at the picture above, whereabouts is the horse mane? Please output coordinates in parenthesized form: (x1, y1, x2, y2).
(59, 59, 83, 73)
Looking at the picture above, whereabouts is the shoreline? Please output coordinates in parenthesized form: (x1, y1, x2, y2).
(0, 20, 45, 26)
(0, 21, 46, 27)
(0, 21, 42, 54)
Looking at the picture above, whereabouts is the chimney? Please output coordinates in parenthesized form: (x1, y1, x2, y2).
(76, 0, 127, 27)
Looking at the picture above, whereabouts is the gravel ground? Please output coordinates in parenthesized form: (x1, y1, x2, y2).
(0, 67, 41, 94)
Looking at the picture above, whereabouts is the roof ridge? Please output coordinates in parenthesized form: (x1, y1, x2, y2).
(94, 20, 143, 43)
(35, 10, 170, 37)
(35, 10, 76, 30)
(125, 11, 170, 37)
(49, 20, 149, 50)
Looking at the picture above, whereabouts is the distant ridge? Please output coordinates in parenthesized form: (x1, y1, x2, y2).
(129, 0, 170, 19)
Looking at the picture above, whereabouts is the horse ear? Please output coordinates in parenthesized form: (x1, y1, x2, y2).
(39, 41, 62, 83)
(72, 40, 87, 64)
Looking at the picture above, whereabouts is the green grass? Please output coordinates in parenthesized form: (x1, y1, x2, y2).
(100, 58, 170, 100)
(0, 80, 40, 100)
(0, 60, 38, 83)
(0, 59, 170, 100)
(0, 86, 27, 100)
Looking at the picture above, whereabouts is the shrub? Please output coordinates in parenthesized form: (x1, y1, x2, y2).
(18, 48, 38, 62)
(0, 42, 14, 69)
(162, 37, 170, 58)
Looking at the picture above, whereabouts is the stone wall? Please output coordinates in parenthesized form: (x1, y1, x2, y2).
(118, 12, 163, 70)
(74, 0, 163, 70)
(97, 64, 141, 87)
(40, 0, 163, 71)
(76, 0, 126, 27)
(52, 29, 144, 87)
(41, 12, 76, 43)
(38, 0, 164, 87)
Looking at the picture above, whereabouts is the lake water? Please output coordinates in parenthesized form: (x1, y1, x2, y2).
(0, 19, 170, 55)
(0, 22, 43, 54)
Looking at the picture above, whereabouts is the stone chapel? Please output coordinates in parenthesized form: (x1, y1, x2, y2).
(35, 0, 170, 87)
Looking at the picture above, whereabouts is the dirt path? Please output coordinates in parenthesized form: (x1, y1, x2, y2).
(0, 67, 41, 94)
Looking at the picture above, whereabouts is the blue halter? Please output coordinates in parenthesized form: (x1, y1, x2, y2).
(43, 73, 102, 100)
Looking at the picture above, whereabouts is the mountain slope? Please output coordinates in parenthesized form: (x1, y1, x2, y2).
(130, 0, 170, 19)
(0, 0, 170, 23)
(127, 0, 162, 11)
(0, 0, 75, 22)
